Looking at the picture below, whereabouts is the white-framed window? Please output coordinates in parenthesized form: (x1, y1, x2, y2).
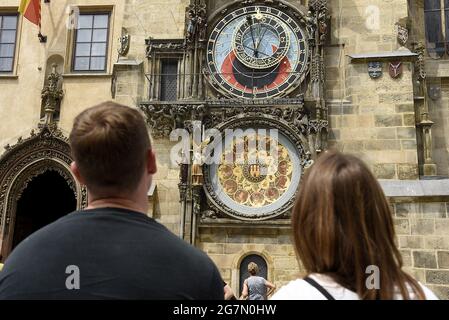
(72, 12, 110, 72)
(0, 13, 18, 73)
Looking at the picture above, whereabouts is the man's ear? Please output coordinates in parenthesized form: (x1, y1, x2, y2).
(147, 149, 157, 175)
(70, 161, 86, 185)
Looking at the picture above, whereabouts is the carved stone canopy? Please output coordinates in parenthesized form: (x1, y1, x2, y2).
(0, 124, 87, 238)
(145, 38, 186, 58)
(140, 98, 313, 138)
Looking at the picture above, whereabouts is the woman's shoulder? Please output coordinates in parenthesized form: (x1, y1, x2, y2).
(416, 283, 439, 300)
(270, 276, 440, 300)
(271, 274, 360, 300)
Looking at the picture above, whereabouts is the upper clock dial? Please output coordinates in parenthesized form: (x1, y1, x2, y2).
(207, 6, 308, 99)
(233, 11, 290, 69)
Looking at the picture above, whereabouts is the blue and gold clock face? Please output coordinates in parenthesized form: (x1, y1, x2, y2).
(208, 129, 302, 219)
(206, 6, 308, 99)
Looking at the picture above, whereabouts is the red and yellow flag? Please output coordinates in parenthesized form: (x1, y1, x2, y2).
(18, 0, 41, 27)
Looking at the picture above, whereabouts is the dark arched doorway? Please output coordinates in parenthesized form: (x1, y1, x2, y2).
(12, 170, 77, 249)
(239, 254, 268, 296)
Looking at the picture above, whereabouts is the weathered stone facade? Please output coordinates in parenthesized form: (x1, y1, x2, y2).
(393, 200, 449, 299)
(0, 0, 448, 299)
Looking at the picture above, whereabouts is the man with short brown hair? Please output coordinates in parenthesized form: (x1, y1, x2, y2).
(0, 101, 223, 299)
(69, 101, 152, 199)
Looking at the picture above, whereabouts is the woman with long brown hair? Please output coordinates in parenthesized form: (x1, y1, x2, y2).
(272, 151, 437, 300)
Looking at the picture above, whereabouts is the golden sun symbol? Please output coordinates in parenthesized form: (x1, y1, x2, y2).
(254, 8, 264, 20)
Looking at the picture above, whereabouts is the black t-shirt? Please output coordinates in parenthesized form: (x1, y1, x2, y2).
(0, 207, 223, 300)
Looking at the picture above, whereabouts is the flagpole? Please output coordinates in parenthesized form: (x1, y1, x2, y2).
(19, 0, 48, 42)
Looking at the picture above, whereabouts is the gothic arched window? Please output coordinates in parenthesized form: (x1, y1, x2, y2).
(424, 0, 447, 58)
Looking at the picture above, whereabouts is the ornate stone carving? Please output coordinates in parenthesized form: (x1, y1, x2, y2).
(145, 38, 185, 58)
(311, 53, 325, 99)
(0, 124, 87, 234)
(186, 3, 207, 44)
(307, 0, 328, 123)
(309, 0, 328, 44)
(417, 112, 437, 175)
(309, 0, 327, 12)
(192, 186, 202, 217)
(178, 183, 188, 202)
(412, 42, 437, 176)
(241, 0, 255, 6)
(308, 119, 328, 153)
(139, 98, 319, 142)
(178, 151, 189, 186)
(139, 103, 191, 138)
(308, 119, 328, 134)
(200, 209, 217, 221)
(41, 64, 63, 124)
(118, 29, 130, 56)
(413, 42, 426, 81)
(396, 24, 408, 46)
(14, 163, 77, 202)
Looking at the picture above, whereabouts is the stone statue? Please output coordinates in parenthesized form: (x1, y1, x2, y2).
(41, 64, 63, 124)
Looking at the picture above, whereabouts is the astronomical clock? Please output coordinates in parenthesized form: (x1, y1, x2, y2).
(206, 5, 309, 99)
(201, 1, 329, 222)
(141, 0, 329, 237)
(206, 129, 302, 220)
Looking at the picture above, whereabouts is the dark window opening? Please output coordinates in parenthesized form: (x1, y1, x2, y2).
(160, 59, 178, 101)
(444, 0, 449, 52)
(425, 0, 447, 58)
(13, 171, 77, 249)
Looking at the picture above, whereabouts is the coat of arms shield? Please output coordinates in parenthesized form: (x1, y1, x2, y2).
(389, 61, 403, 79)
(368, 62, 382, 79)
